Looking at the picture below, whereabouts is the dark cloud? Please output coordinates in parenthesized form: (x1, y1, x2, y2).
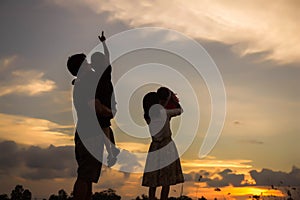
(250, 166, 300, 186)
(24, 145, 74, 170)
(21, 167, 75, 180)
(0, 140, 22, 170)
(184, 169, 244, 187)
(0, 140, 76, 180)
(0, 140, 140, 181)
(207, 169, 244, 187)
(184, 166, 300, 188)
(183, 173, 193, 182)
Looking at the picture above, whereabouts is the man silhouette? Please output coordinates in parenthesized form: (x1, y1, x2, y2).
(67, 31, 115, 200)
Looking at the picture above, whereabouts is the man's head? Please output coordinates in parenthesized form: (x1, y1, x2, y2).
(67, 53, 87, 76)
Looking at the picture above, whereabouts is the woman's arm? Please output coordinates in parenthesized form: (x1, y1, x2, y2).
(166, 107, 183, 118)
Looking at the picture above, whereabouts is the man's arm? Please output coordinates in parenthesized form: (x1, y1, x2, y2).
(88, 99, 113, 117)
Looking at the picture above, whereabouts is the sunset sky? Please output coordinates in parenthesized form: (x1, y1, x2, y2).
(0, 0, 299, 199)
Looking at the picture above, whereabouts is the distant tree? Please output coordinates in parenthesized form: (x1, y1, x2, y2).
(135, 196, 141, 200)
(22, 190, 32, 200)
(67, 191, 73, 200)
(11, 185, 24, 200)
(134, 194, 149, 200)
(48, 189, 70, 200)
(92, 189, 121, 200)
(176, 196, 192, 200)
(252, 195, 260, 200)
(141, 194, 148, 200)
(10, 185, 32, 200)
(0, 194, 9, 200)
(58, 190, 67, 200)
(135, 194, 193, 200)
(49, 194, 59, 200)
(198, 196, 207, 200)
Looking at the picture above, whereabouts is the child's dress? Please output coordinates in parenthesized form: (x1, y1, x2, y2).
(142, 108, 184, 187)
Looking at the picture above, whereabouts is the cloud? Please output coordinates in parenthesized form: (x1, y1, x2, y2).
(21, 145, 76, 180)
(0, 140, 137, 185)
(53, 0, 300, 64)
(0, 139, 298, 199)
(117, 142, 149, 153)
(183, 166, 300, 189)
(0, 140, 76, 180)
(0, 113, 74, 147)
(207, 169, 245, 187)
(0, 140, 22, 170)
(239, 140, 264, 145)
(0, 55, 17, 73)
(114, 149, 143, 173)
(250, 166, 300, 186)
(95, 168, 130, 189)
(185, 168, 245, 187)
(0, 70, 56, 97)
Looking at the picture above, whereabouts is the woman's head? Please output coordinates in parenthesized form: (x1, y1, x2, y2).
(142, 92, 160, 122)
(157, 86, 171, 105)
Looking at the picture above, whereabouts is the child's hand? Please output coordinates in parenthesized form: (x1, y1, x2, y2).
(98, 31, 106, 42)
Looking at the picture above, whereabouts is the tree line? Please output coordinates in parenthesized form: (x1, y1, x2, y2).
(0, 185, 122, 200)
(0, 185, 195, 200)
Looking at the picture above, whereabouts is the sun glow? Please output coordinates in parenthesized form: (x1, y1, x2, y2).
(186, 185, 285, 199)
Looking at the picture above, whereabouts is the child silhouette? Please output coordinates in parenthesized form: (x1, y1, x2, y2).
(142, 89, 184, 200)
(91, 31, 119, 167)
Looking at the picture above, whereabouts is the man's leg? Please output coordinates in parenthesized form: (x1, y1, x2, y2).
(86, 181, 92, 200)
(73, 178, 90, 200)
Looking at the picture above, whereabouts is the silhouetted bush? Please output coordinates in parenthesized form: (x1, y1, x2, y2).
(0, 194, 9, 200)
(92, 188, 121, 200)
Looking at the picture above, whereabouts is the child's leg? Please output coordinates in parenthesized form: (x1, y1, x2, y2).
(161, 186, 170, 200)
(108, 127, 120, 157)
(109, 127, 115, 144)
(149, 187, 156, 200)
(102, 127, 112, 155)
(103, 127, 118, 167)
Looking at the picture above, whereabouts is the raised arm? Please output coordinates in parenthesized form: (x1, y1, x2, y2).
(98, 31, 110, 65)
